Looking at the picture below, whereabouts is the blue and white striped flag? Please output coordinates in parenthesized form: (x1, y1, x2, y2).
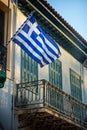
(12, 15, 61, 67)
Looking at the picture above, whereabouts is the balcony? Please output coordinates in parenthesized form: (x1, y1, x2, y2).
(0, 44, 7, 88)
(0, 44, 7, 71)
(15, 79, 87, 130)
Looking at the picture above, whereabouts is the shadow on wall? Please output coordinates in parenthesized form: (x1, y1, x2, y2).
(0, 122, 5, 130)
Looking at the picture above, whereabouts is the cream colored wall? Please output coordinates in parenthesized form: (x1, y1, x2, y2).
(38, 45, 87, 103)
(14, 9, 87, 104)
(60, 47, 81, 93)
(14, 9, 26, 83)
(38, 65, 49, 80)
(60, 47, 87, 103)
(8, 3, 87, 104)
(0, 1, 26, 84)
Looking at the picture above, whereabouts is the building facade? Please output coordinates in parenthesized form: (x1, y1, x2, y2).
(0, 0, 87, 130)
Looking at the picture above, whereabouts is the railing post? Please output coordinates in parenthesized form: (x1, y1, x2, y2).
(0, 45, 7, 88)
(43, 79, 46, 107)
(69, 96, 74, 118)
(15, 84, 18, 107)
(20, 84, 23, 105)
(85, 106, 87, 125)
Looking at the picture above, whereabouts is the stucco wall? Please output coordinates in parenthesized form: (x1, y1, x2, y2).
(0, 6, 26, 130)
(14, 8, 87, 105)
(14, 9, 26, 84)
(38, 45, 87, 103)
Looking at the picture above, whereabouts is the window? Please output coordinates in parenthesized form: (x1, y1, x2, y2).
(0, 2, 10, 46)
(49, 60, 62, 89)
(49, 60, 63, 111)
(70, 69, 85, 119)
(21, 50, 38, 83)
(70, 69, 82, 101)
(0, 9, 4, 45)
(0, 1, 11, 70)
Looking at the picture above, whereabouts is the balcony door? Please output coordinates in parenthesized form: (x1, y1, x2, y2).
(70, 69, 84, 119)
(49, 60, 63, 111)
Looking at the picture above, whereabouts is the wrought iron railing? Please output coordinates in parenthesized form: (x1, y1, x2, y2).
(0, 44, 7, 71)
(15, 79, 87, 128)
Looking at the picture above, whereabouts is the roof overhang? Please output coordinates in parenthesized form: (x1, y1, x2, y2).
(17, 0, 87, 67)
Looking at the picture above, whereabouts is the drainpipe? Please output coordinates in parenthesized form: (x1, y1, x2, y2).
(6, 0, 17, 130)
(11, 1, 18, 130)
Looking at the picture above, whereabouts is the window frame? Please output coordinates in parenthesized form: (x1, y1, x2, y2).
(0, 9, 5, 45)
(70, 68, 82, 101)
(49, 60, 62, 89)
(21, 50, 38, 83)
(0, 1, 11, 70)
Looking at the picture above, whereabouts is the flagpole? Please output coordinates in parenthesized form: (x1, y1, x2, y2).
(6, 10, 35, 47)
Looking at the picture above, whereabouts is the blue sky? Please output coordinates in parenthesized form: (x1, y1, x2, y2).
(48, 0, 87, 41)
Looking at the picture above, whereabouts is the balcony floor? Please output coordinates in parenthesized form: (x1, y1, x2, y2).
(15, 107, 86, 130)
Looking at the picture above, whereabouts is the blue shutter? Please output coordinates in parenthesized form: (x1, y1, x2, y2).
(70, 69, 83, 119)
(70, 69, 82, 101)
(49, 60, 62, 89)
(21, 50, 38, 83)
(49, 60, 63, 111)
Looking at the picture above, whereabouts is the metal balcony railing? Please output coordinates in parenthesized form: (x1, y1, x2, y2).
(15, 79, 87, 128)
(0, 44, 7, 71)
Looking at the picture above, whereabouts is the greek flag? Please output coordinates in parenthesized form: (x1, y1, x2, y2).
(12, 15, 61, 67)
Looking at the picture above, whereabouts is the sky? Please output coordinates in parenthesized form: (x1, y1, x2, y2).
(47, 0, 87, 41)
